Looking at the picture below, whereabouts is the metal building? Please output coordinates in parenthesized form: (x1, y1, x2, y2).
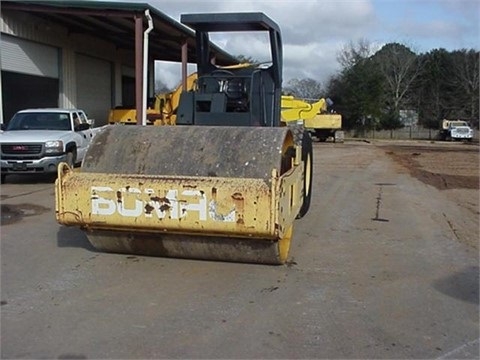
(0, 0, 237, 125)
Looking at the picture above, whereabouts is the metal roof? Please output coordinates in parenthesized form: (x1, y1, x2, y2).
(1, 0, 238, 65)
(181, 12, 281, 34)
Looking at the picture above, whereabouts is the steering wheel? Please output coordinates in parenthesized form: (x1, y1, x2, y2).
(210, 69, 234, 79)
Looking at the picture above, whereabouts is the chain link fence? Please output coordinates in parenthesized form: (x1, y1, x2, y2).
(344, 126, 479, 142)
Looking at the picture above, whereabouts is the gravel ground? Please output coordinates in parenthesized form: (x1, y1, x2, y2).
(376, 140, 479, 250)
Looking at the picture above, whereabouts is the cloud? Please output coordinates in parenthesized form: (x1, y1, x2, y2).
(282, 41, 344, 85)
(158, 0, 377, 44)
(152, 0, 377, 86)
(121, 0, 478, 89)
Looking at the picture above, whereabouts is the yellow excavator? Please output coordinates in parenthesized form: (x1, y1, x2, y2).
(108, 64, 256, 126)
(110, 78, 343, 144)
(55, 12, 313, 265)
(281, 96, 343, 142)
(108, 72, 199, 126)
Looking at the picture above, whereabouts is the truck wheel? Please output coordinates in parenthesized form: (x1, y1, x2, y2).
(297, 130, 313, 219)
(1, 174, 6, 184)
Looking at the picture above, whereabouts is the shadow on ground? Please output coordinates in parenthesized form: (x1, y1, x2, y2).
(433, 266, 479, 304)
(57, 225, 97, 252)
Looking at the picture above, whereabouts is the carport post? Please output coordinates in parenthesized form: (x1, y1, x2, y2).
(182, 41, 188, 91)
(0, 70, 3, 124)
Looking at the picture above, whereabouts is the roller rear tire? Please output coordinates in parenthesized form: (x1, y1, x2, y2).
(287, 124, 313, 219)
(297, 130, 313, 218)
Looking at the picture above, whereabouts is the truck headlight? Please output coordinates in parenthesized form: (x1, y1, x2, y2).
(45, 140, 64, 154)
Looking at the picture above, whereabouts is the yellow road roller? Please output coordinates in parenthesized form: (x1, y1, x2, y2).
(55, 12, 313, 264)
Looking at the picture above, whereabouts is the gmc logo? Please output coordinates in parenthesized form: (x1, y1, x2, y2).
(12, 145, 28, 151)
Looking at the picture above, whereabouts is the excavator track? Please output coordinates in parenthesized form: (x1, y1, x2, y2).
(56, 125, 302, 264)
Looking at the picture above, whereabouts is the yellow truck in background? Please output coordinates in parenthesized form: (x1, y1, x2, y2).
(281, 96, 344, 143)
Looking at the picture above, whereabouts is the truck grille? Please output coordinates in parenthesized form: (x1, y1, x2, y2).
(1, 143, 43, 159)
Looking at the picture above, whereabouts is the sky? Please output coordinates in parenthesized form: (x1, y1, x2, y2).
(114, 0, 480, 90)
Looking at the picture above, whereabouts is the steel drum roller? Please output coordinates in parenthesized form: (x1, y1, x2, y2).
(74, 125, 297, 264)
(82, 125, 291, 181)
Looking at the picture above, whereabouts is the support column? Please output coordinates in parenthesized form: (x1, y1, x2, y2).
(181, 41, 188, 91)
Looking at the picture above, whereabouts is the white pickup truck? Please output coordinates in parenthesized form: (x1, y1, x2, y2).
(0, 108, 101, 183)
(439, 119, 474, 141)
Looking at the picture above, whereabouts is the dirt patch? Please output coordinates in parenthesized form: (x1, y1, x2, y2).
(380, 142, 479, 190)
(378, 141, 479, 250)
(1, 203, 50, 225)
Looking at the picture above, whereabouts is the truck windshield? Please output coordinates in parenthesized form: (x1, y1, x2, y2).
(6, 112, 71, 131)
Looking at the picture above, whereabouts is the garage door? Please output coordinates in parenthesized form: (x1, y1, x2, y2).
(1, 34, 59, 78)
(1, 72, 59, 123)
(1, 35, 59, 122)
(76, 54, 111, 126)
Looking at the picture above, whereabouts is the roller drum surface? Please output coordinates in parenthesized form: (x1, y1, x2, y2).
(83, 125, 290, 182)
(86, 228, 293, 265)
(79, 125, 296, 264)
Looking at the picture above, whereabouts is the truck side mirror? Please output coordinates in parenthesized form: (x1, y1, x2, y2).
(75, 123, 90, 131)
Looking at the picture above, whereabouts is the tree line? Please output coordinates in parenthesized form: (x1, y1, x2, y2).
(155, 44, 478, 132)
(284, 41, 479, 131)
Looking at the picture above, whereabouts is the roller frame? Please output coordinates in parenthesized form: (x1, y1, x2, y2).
(55, 155, 302, 242)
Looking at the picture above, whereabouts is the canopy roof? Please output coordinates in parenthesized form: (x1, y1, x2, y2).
(1, 0, 238, 65)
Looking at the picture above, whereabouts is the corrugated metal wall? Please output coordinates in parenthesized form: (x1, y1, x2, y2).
(1, 34, 59, 77)
(76, 54, 112, 125)
(1, 9, 133, 124)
